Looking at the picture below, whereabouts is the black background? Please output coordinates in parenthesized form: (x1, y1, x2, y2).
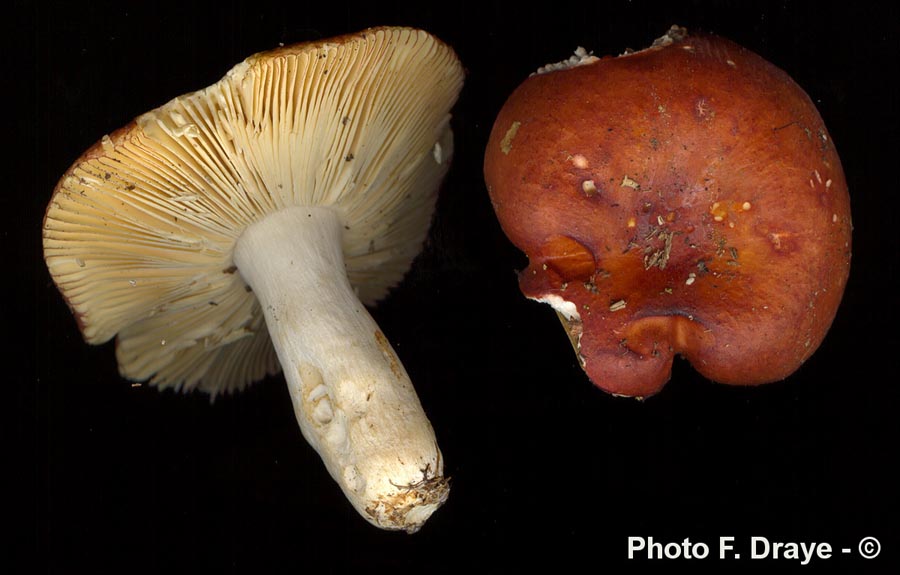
(10, 1, 899, 573)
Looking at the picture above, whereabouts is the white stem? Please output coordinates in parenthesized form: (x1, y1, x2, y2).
(233, 206, 447, 532)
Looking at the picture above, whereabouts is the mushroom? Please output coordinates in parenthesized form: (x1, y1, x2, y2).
(483, 26, 851, 397)
(43, 27, 464, 532)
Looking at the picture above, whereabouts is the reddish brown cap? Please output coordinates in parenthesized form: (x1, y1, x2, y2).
(484, 27, 851, 397)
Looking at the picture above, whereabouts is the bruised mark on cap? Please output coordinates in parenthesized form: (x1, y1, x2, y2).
(569, 154, 589, 169)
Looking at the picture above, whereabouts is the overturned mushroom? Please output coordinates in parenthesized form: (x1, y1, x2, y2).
(43, 27, 464, 532)
(484, 26, 851, 397)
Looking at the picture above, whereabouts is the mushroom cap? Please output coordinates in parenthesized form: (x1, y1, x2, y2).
(43, 27, 464, 395)
(484, 27, 851, 397)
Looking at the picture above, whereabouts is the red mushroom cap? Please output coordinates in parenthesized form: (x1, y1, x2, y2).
(484, 27, 851, 398)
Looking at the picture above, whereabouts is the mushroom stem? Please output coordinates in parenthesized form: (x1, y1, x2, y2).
(233, 206, 447, 532)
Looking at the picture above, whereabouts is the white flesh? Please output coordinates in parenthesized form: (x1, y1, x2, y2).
(233, 205, 446, 532)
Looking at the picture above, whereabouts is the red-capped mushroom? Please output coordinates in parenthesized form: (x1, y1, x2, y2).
(483, 26, 851, 398)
